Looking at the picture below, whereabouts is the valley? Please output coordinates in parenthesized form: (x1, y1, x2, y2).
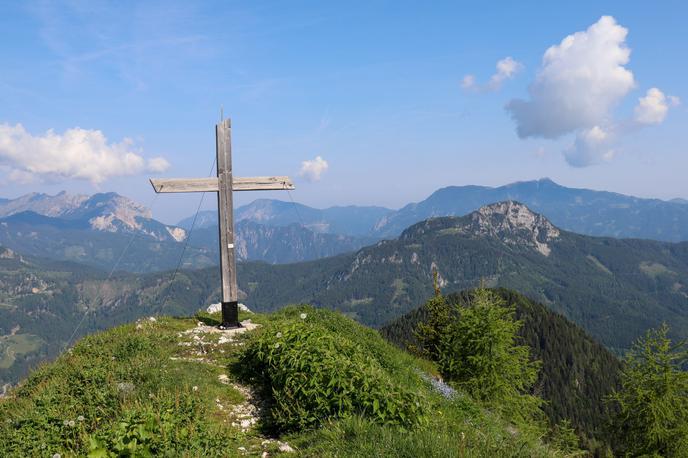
(2, 200, 688, 387)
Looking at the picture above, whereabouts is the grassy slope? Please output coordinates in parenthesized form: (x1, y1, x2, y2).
(0, 306, 575, 457)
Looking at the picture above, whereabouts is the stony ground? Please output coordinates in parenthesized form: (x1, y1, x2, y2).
(139, 312, 296, 456)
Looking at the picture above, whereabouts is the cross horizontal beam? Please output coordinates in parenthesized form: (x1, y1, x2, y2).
(150, 176, 294, 193)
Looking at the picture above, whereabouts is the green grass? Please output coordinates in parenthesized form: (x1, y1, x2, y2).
(638, 261, 674, 278)
(345, 297, 374, 307)
(586, 255, 613, 275)
(391, 278, 408, 304)
(0, 334, 43, 369)
(0, 315, 271, 457)
(0, 306, 579, 457)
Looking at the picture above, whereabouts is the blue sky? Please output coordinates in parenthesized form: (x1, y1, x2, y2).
(0, 1, 685, 223)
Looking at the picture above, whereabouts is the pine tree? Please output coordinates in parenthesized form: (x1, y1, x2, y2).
(607, 324, 688, 457)
(415, 288, 542, 423)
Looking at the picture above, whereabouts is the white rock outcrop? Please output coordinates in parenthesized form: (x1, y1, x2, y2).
(206, 303, 252, 314)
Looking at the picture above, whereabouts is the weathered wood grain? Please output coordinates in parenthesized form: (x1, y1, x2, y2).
(233, 176, 295, 191)
(150, 176, 294, 193)
(216, 119, 238, 308)
(150, 177, 218, 193)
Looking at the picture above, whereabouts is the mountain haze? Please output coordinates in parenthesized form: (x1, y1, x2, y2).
(0, 191, 89, 218)
(182, 179, 688, 244)
(179, 199, 392, 236)
(3, 201, 688, 385)
(237, 201, 688, 351)
(188, 221, 375, 264)
(373, 178, 688, 241)
(0, 192, 373, 271)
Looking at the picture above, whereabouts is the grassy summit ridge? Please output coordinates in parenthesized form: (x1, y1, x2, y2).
(0, 305, 576, 457)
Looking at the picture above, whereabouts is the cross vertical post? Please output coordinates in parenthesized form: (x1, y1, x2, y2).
(149, 116, 295, 329)
(216, 119, 240, 328)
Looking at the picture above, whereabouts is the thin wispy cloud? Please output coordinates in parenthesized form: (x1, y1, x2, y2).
(28, 1, 210, 90)
(462, 56, 523, 92)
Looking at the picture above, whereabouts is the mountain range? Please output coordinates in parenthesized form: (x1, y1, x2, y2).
(236, 201, 688, 352)
(372, 178, 688, 241)
(179, 199, 391, 237)
(2, 178, 688, 273)
(4, 199, 688, 388)
(0, 192, 369, 271)
(201, 178, 688, 242)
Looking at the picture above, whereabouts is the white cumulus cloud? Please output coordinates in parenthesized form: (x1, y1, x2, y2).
(0, 123, 169, 184)
(462, 56, 523, 92)
(299, 156, 328, 182)
(633, 87, 675, 125)
(506, 16, 635, 139)
(147, 156, 171, 172)
(505, 16, 678, 167)
(564, 126, 616, 167)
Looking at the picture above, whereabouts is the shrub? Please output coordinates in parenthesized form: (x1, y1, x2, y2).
(238, 306, 425, 431)
(87, 394, 227, 457)
(415, 288, 542, 423)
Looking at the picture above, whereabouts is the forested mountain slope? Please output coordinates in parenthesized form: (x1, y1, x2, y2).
(4, 201, 688, 386)
(237, 201, 688, 352)
(381, 288, 622, 447)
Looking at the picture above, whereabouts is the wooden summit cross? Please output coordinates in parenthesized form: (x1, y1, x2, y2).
(150, 118, 294, 328)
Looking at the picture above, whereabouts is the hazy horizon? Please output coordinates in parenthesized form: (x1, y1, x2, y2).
(1, 2, 685, 223)
(1, 176, 686, 226)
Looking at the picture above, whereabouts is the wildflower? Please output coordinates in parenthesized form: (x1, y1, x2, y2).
(192, 386, 199, 392)
(77, 415, 85, 422)
(276, 332, 282, 338)
(63, 420, 69, 426)
(274, 342, 280, 349)
(300, 313, 307, 320)
(52, 454, 61, 458)
(68, 420, 75, 427)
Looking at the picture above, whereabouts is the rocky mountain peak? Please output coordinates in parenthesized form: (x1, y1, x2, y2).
(470, 201, 560, 255)
(74, 193, 152, 231)
(474, 201, 558, 233)
(0, 191, 88, 218)
(0, 191, 187, 242)
(400, 201, 560, 256)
